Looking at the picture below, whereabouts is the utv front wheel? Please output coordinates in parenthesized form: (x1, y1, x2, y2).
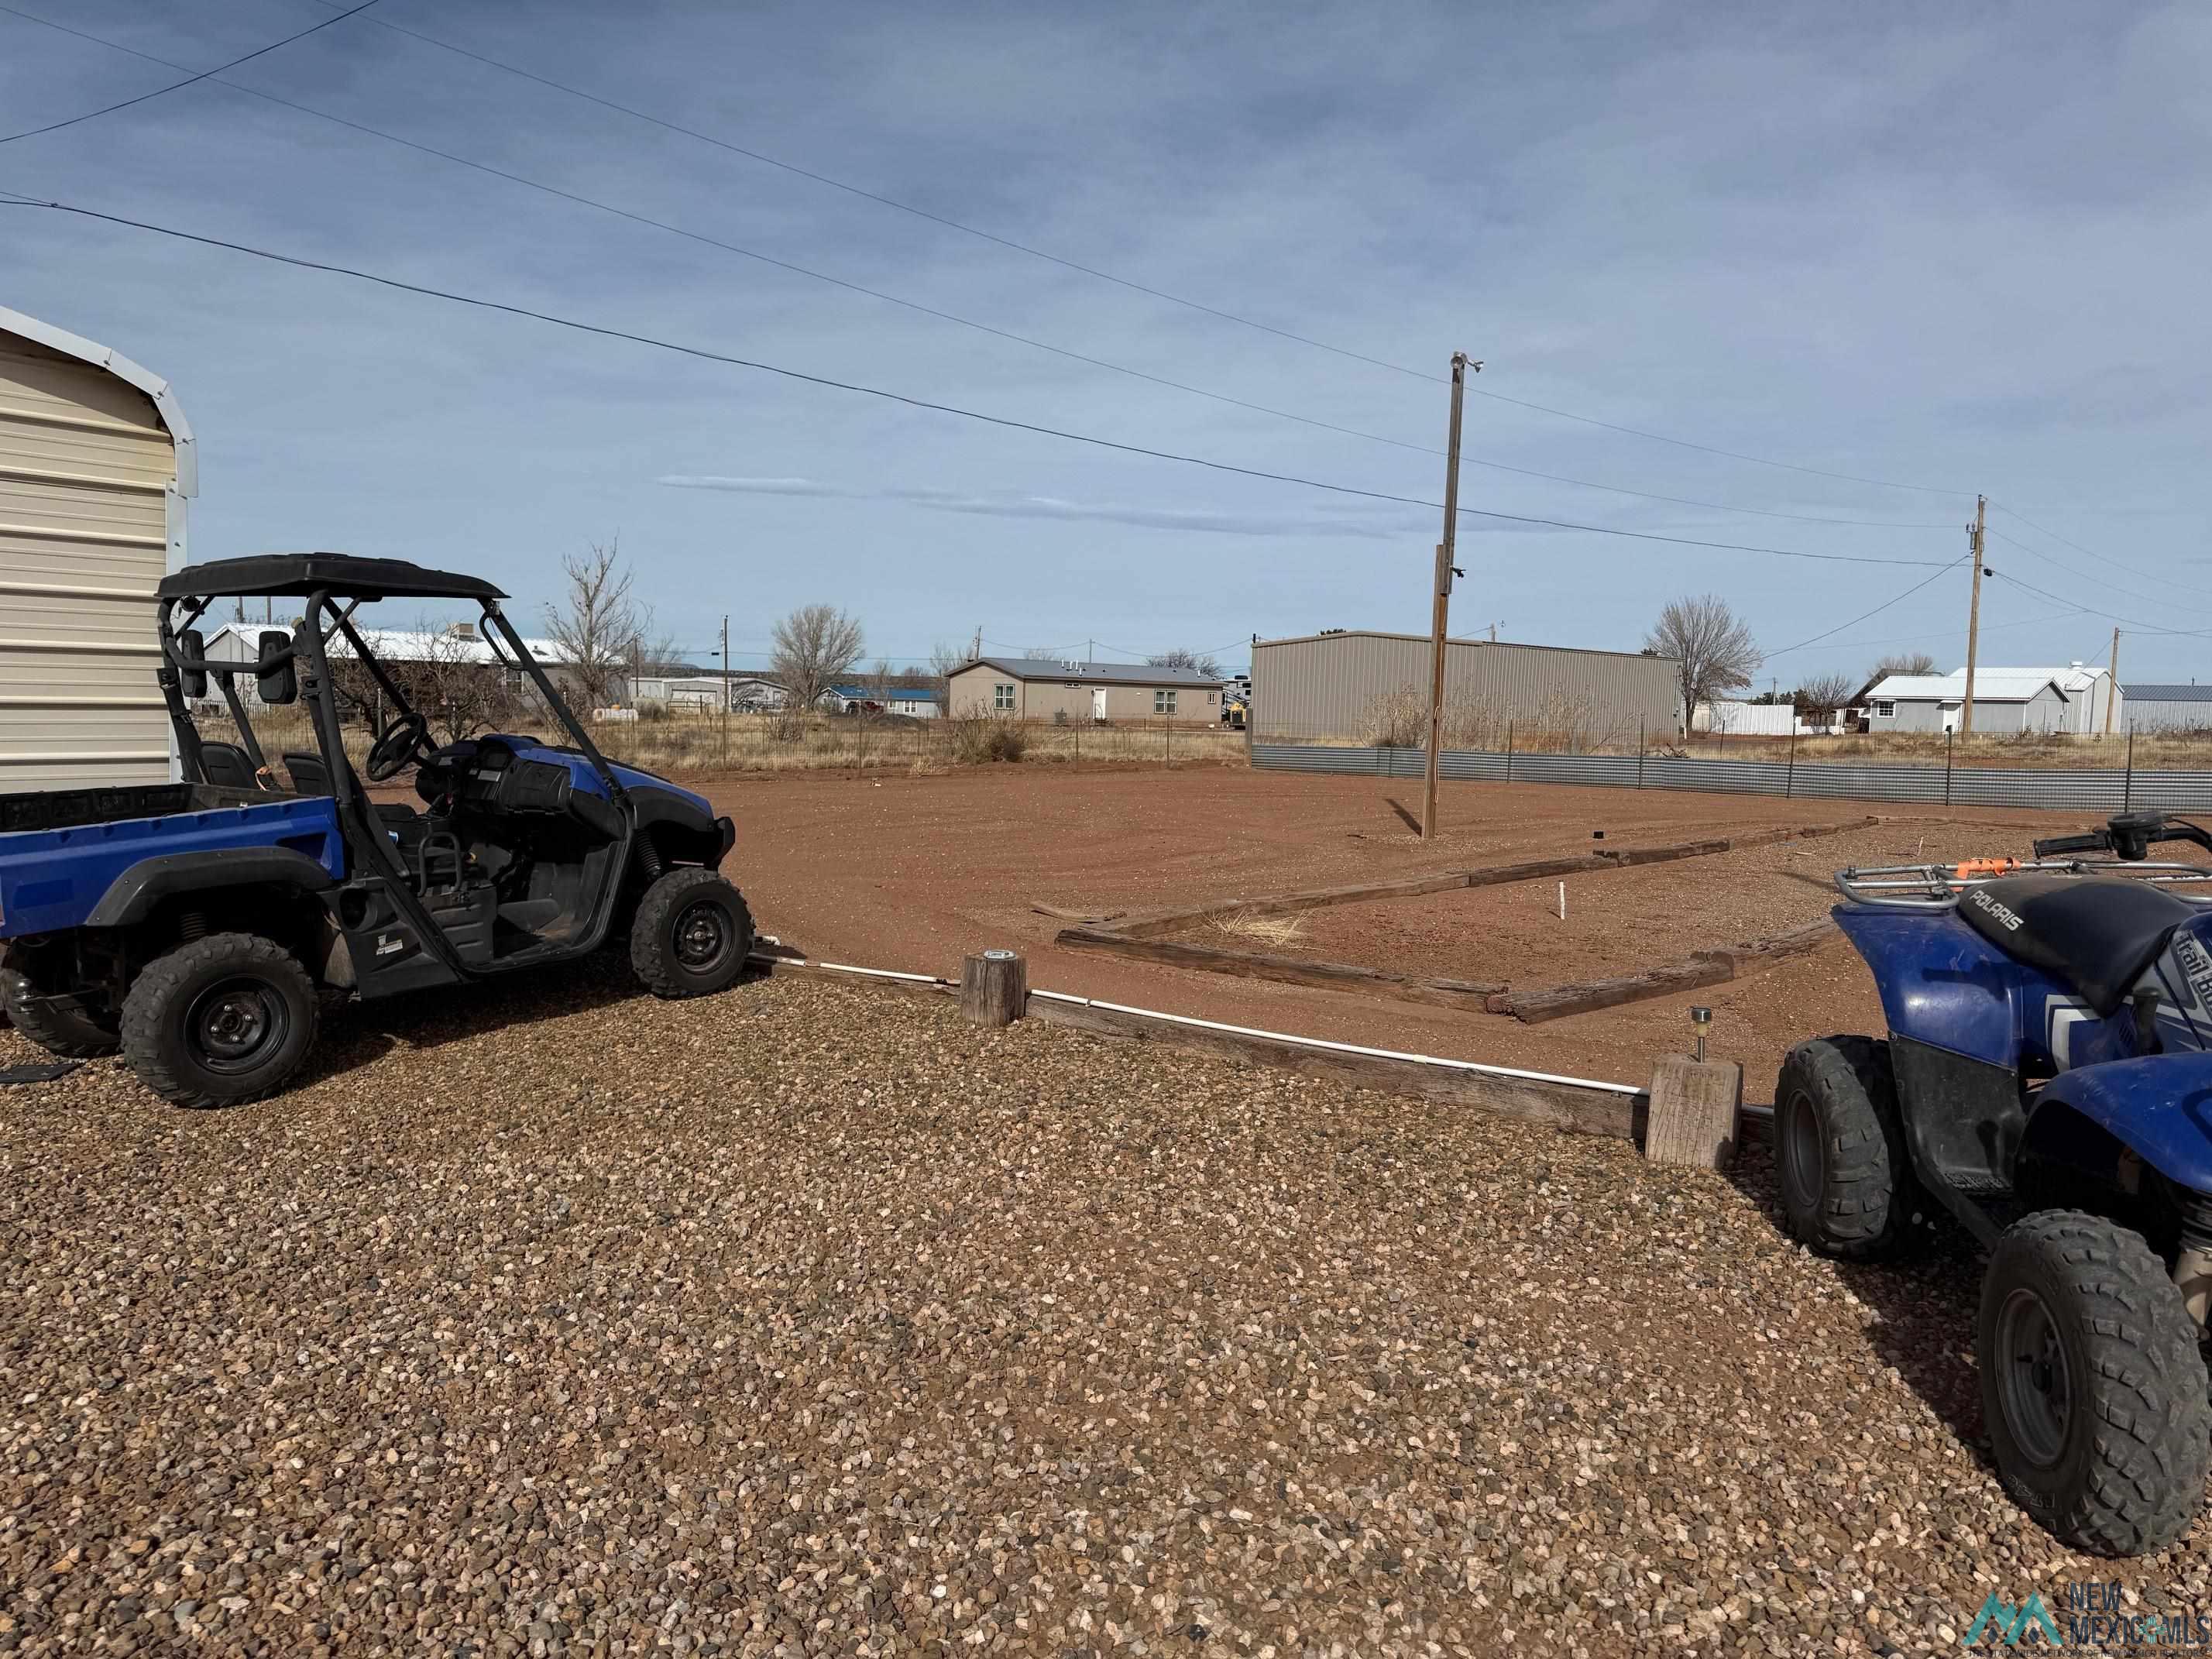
(1978, 1210, 2211, 1557)
(630, 868, 754, 998)
(1772, 1035, 1920, 1259)
(1, 957, 120, 1058)
(120, 933, 319, 1108)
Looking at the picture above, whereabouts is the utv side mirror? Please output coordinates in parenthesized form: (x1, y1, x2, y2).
(177, 629, 208, 700)
(257, 630, 297, 706)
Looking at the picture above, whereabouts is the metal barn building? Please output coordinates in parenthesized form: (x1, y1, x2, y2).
(1249, 630, 1679, 746)
(2121, 685, 2212, 733)
(0, 308, 193, 792)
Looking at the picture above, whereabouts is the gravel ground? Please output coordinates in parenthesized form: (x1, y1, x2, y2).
(4, 964, 2209, 1656)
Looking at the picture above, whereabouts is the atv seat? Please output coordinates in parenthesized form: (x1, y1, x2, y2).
(1959, 874, 2199, 1015)
(198, 741, 259, 790)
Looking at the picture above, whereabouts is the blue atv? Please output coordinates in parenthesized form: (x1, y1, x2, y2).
(0, 553, 750, 1108)
(1779, 811, 2212, 1555)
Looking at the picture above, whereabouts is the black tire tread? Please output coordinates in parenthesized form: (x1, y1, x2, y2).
(1774, 1034, 1919, 1260)
(119, 932, 318, 1109)
(1981, 1210, 2212, 1558)
(629, 867, 754, 999)
(0, 963, 120, 1058)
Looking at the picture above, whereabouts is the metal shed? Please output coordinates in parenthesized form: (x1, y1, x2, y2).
(1249, 630, 1678, 747)
(0, 307, 194, 792)
(2121, 685, 2212, 733)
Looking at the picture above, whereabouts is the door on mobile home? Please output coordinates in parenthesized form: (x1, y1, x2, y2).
(1091, 689, 1108, 723)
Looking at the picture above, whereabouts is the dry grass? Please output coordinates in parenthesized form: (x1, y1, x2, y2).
(191, 706, 1247, 776)
(1204, 908, 1311, 947)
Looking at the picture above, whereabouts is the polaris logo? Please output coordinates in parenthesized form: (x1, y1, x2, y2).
(1970, 889, 2025, 932)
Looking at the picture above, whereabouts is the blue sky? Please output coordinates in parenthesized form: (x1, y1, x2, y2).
(5, 0, 2210, 680)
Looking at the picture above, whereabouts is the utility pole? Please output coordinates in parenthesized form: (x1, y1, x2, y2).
(1961, 494, 1987, 737)
(1422, 351, 1478, 840)
(970, 625, 982, 661)
(2105, 627, 2121, 738)
(720, 614, 730, 764)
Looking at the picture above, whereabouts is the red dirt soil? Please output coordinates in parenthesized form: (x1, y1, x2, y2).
(1193, 822, 2025, 986)
(685, 766, 2093, 1100)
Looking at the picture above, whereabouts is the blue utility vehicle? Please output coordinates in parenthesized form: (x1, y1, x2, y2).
(1781, 812, 2212, 1554)
(1, 554, 749, 1107)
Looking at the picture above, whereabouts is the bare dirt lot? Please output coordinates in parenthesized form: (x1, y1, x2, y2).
(1194, 823, 2025, 989)
(7, 969, 2210, 1657)
(696, 767, 2080, 1094)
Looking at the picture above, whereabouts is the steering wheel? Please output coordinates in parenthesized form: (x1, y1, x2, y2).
(364, 710, 433, 781)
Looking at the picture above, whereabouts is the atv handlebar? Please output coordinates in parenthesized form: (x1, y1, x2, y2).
(2033, 814, 2212, 862)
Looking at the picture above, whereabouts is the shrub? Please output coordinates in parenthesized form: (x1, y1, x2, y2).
(950, 713, 1027, 764)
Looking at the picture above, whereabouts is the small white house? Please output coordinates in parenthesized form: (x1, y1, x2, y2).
(1863, 664, 2120, 736)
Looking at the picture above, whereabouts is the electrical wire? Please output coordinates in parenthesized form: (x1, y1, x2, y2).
(1987, 568, 2212, 640)
(1764, 558, 1971, 660)
(290, 0, 1976, 501)
(1988, 501, 2212, 607)
(0, 0, 377, 146)
(1985, 527, 2212, 619)
(0, 1, 1956, 535)
(0, 191, 1960, 570)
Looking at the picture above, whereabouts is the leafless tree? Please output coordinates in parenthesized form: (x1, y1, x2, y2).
(543, 539, 647, 709)
(770, 604, 865, 713)
(1148, 647, 1223, 678)
(1795, 672, 1856, 725)
(409, 619, 517, 744)
(1644, 595, 1761, 726)
(1868, 650, 1938, 682)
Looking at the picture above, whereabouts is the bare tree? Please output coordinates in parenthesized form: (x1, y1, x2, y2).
(1795, 672, 1856, 726)
(1644, 595, 1761, 725)
(543, 539, 646, 709)
(1148, 647, 1223, 678)
(770, 604, 865, 713)
(1868, 650, 1938, 682)
(929, 641, 964, 713)
(410, 618, 515, 744)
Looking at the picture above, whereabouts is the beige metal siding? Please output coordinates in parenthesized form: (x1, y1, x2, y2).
(946, 665, 1222, 723)
(1252, 630, 1681, 745)
(0, 335, 176, 789)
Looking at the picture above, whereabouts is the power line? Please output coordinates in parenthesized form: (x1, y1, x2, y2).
(1984, 527, 2212, 620)
(1986, 568, 2212, 640)
(0, 0, 378, 146)
(1764, 557, 1971, 660)
(0, 191, 1958, 570)
(0, 2, 1955, 537)
(305, 0, 1972, 501)
(1987, 500, 2212, 606)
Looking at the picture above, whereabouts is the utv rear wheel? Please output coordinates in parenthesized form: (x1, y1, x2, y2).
(120, 933, 319, 1108)
(1978, 1210, 2211, 1557)
(1773, 1035, 1920, 1260)
(1, 958, 120, 1058)
(630, 868, 754, 998)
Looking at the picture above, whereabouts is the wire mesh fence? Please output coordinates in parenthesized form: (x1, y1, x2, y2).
(1249, 723, 2212, 813)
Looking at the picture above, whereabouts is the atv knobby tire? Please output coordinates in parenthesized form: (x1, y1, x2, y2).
(630, 867, 754, 999)
(1, 959, 120, 1058)
(120, 932, 319, 1108)
(1978, 1210, 2212, 1557)
(1773, 1035, 1920, 1260)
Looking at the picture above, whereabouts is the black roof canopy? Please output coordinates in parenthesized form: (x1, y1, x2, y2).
(158, 554, 507, 602)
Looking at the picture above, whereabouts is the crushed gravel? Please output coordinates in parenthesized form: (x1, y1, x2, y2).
(2, 963, 2208, 1656)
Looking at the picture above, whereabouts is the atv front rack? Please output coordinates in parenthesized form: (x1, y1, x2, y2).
(1836, 859, 2212, 908)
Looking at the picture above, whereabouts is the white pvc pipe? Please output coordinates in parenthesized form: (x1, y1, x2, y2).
(1026, 988, 1644, 1096)
(753, 950, 1683, 1103)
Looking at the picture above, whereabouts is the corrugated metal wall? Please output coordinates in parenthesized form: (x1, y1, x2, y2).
(0, 334, 178, 790)
(1251, 631, 1679, 746)
(2123, 699, 2212, 734)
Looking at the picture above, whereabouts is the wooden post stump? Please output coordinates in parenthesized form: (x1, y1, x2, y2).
(1645, 1054, 1743, 1169)
(960, 949, 1027, 1028)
